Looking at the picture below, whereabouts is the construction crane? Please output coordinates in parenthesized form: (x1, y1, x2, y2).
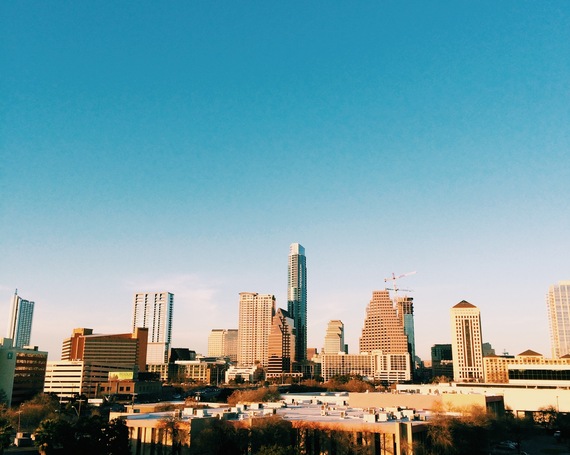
(384, 271, 416, 295)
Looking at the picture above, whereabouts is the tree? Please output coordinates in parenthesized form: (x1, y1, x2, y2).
(0, 416, 13, 455)
(159, 416, 189, 455)
(34, 418, 74, 455)
(101, 418, 131, 455)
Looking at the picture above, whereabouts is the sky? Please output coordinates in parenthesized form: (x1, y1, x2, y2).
(1, 2, 569, 362)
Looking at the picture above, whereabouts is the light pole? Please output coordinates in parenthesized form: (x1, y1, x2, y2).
(17, 409, 22, 433)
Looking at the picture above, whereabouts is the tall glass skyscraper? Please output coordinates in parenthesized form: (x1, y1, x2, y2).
(132, 292, 174, 365)
(547, 281, 570, 358)
(8, 290, 35, 348)
(287, 243, 307, 363)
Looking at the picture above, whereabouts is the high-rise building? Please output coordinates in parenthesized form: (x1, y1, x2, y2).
(431, 343, 453, 380)
(359, 290, 409, 355)
(547, 281, 570, 358)
(61, 327, 148, 372)
(267, 308, 296, 376)
(397, 297, 416, 364)
(132, 292, 174, 365)
(0, 338, 47, 407)
(450, 300, 484, 382)
(208, 329, 238, 362)
(8, 290, 35, 348)
(237, 292, 275, 367)
(287, 243, 307, 363)
(323, 320, 345, 354)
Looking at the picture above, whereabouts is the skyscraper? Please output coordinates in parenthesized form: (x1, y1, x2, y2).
(287, 243, 307, 363)
(547, 281, 570, 358)
(397, 296, 416, 369)
(208, 329, 238, 362)
(267, 308, 296, 375)
(359, 290, 409, 355)
(323, 320, 345, 354)
(237, 292, 275, 367)
(132, 292, 174, 365)
(8, 290, 35, 348)
(450, 300, 484, 382)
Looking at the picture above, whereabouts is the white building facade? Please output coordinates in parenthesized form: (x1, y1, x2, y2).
(132, 292, 174, 365)
(237, 292, 275, 367)
(547, 281, 570, 358)
(450, 300, 484, 382)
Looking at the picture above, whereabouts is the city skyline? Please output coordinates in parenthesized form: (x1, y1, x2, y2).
(2, 2, 569, 362)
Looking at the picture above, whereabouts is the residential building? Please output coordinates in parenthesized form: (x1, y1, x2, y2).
(207, 329, 238, 362)
(133, 292, 174, 364)
(0, 338, 47, 407)
(547, 281, 570, 358)
(61, 327, 148, 372)
(266, 308, 296, 377)
(396, 296, 416, 367)
(237, 292, 275, 367)
(450, 300, 484, 382)
(323, 320, 345, 354)
(431, 343, 454, 380)
(287, 243, 307, 363)
(8, 290, 35, 348)
(359, 290, 409, 355)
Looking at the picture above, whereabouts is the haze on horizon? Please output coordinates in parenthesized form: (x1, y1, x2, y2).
(1, 2, 569, 362)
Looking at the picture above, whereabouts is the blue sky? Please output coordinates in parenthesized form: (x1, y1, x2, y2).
(1, 2, 569, 361)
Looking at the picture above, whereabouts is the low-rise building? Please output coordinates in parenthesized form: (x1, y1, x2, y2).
(44, 360, 133, 400)
(484, 349, 570, 384)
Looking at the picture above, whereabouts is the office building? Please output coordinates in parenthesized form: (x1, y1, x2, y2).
(61, 327, 148, 372)
(44, 360, 131, 400)
(207, 329, 238, 362)
(8, 290, 35, 348)
(547, 281, 570, 358)
(483, 349, 570, 384)
(450, 300, 484, 382)
(323, 320, 345, 354)
(133, 292, 174, 364)
(287, 243, 307, 363)
(267, 308, 296, 377)
(237, 292, 275, 367)
(0, 338, 47, 407)
(431, 344, 454, 380)
(321, 351, 411, 382)
(359, 290, 409, 355)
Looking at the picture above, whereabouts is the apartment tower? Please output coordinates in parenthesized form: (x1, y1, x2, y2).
(323, 320, 345, 354)
(397, 296, 416, 373)
(450, 300, 484, 382)
(547, 281, 570, 358)
(359, 290, 409, 354)
(8, 290, 35, 348)
(132, 292, 174, 365)
(237, 292, 275, 367)
(287, 243, 307, 363)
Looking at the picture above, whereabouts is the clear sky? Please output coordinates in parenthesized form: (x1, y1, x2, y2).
(1, 2, 569, 362)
